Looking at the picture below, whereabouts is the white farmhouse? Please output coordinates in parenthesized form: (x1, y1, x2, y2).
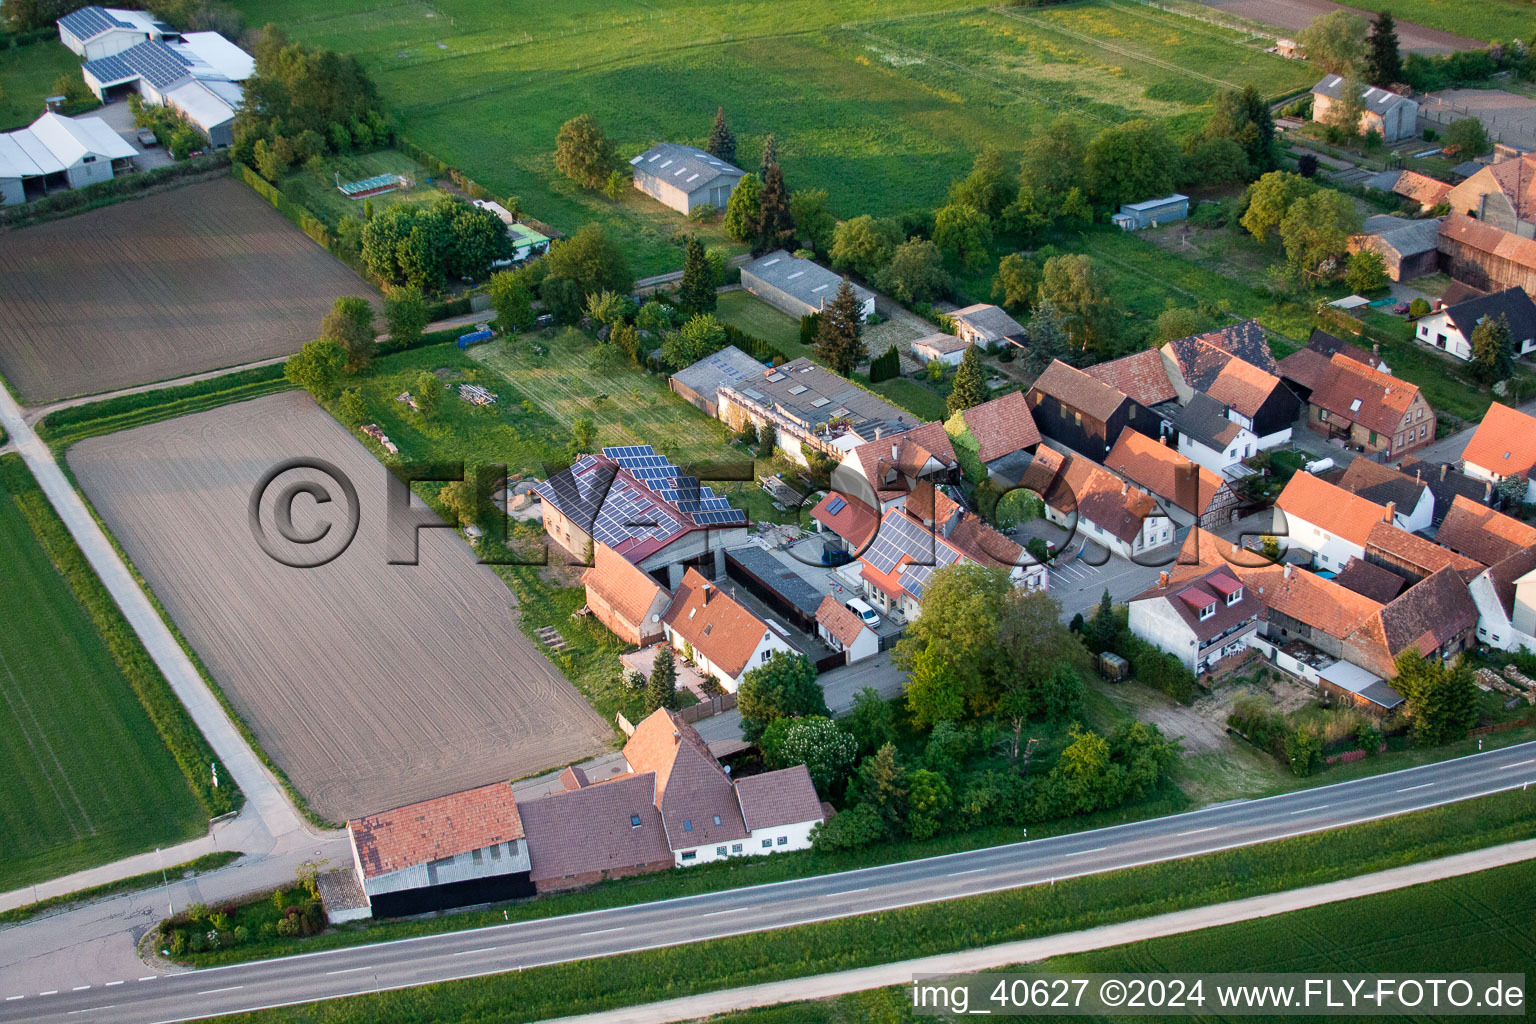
(1415, 288, 1536, 362)
(661, 569, 795, 693)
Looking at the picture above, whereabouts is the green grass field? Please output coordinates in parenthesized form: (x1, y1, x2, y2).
(1338, 0, 1534, 44)
(276, 149, 451, 229)
(0, 40, 91, 131)
(231, 0, 1313, 276)
(0, 457, 205, 889)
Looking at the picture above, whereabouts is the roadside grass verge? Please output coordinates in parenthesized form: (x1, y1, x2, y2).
(694, 857, 1536, 1022)
(0, 851, 240, 927)
(0, 456, 229, 888)
(207, 786, 1536, 1022)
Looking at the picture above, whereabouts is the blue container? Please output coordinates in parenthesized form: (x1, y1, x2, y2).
(457, 328, 494, 350)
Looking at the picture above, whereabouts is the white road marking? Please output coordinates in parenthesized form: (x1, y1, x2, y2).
(5, 995, 23, 1001)
(197, 986, 243, 995)
(40, 991, 58, 996)
(580, 927, 625, 935)
(72, 986, 90, 991)
(106, 981, 123, 987)
(1499, 759, 1535, 770)
(1176, 827, 1219, 836)
(947, 867, 984, 876)
(67, 1006, 113, 1015)
(1064, 847, 1108, 857)
(138, 977, 157, 982)
(451, 946, 498, 957)
(324, 965, 376, 976)
(1397, 783, 1433, 792)
(703, 907, 747, 917)
(827, 887, 870, 896)
(1289, 804, 1329, 814)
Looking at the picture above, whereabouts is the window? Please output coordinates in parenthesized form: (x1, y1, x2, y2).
(631, 814, 642, 828)
(683, 819, 693, 833)
(681, 851, 696, 861)
(1319, 409, 1329, 422)
(1226, 587, 1243, 606)
(713, 814, 722, 826)
(732, 844, 743, 853)
(1369, 431, 1377, 445)
(490, 844, 501, 860)
(762, 839, 773, 849)
(761, 650, 772, 663)
(472, 848, 483, 864)
(1199, 603, 1216, 621)
(716, 846, 727, 856)
(777, 836, 788, 846)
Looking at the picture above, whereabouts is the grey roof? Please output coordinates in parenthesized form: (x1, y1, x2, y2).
(1359, 215, 1441, 257)
(1396, 456, 1495, 524)
(726, 546, 824, 618)
(1334, 458, 1428, 514)
(718, 355, 910, 439)
(1120, 193, 1188, 213)
(1450, 160, 1486, 180)
(670, 345, 766, 405)
(1311, 75, 1414, 116)
(741, 251, 874, 311)
(1317, 659, 1405, 710)
(1364, 170, 1403, 191)
(950, 303, 1025, 341)
(84, 40, 195, 91)
(1169, 392, 1244, 452)
(1441, 286, 1536, 342)
(629, 143, 743, 195)
(59, 6, 135, 40)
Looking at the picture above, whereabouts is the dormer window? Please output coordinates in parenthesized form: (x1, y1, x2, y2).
(1199, 602, 1216, 621)
(1226, 586, 1243, 606)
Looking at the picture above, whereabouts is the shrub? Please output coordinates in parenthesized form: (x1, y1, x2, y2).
(188, 932, 209, 953)
(275, 916, 301, 938)
(169, 930, 188, 956)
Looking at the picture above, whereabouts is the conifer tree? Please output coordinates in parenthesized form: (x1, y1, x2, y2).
(678, 234, 717, 314)
(1366, 11, 1402, 87)
(946, 344, 988, 416)
(706, 106, 736, 164)
(753, 163, 796, 256)
(814, 279, 868, 377)
(646, 646, 677, 713)
(759, 133, 779, 179)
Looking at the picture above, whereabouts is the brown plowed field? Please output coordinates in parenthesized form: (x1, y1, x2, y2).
(0, 177, 369, 404)
(69, 391, 612, 821)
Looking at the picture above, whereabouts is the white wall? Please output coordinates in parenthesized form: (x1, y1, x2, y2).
(1416, 313, 1471, 361)
(1471, 572, 1536, 653)
(1275, 509, 1363, 570)
(818, 621, 880, 663)
(0, 177, 22, 207)
(1253, 426, 1293, 451)
(65, 156, 114, 189)
(1395, 489, 1435, 534)
(356, 838, 530, 898)
(915, 345, 965, 367)
(666, 623, 792, 693)
(1177, 430, 1255, 475)
(1464, 459, 1536, 504)
(1128, 598, 1198, 672)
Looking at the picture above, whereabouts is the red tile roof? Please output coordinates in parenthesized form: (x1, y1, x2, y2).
(1439, 213, 1536, 275)
(1084, 350, 1177, 407)
(1331, 556, 1405, 603)
(1027, 359, 1132, 423)
(1364, 521, 1485, 580)
(1346, 567, 1479, 672)
(519, 773, 672, 884)
(1052, 450, 1165, 545)
(625, 708, 747, 849)
(846, 421, 958, 494)
(960, 390, 1041, 462)
(1462, 402, 1536, 484)
(816, 594, 868, 648)
(661, 568, 771, 680)
(1105, 430, 1225, 516)
(1392, 170, 1453, 207)
(1131, 565, 1259, 643)
(735, 765, 825, 831)
(349, 781, 524, 879)
(809, 490, 879, 548)
(1206, 357, 1285, 420)
(1306, 355, 1422, 436)
(583, 542, 669, 635)
(1275, 472, 1391, 548)
(1435, 494, 1536, 565)
(1277, 347, 1333, 394)
(1239, 563, 1384, 641)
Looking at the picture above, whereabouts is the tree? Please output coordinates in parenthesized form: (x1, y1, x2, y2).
(905, 768, 951, 840)
(1197, 85, 1276, 174)
(788, 188, 836, 253)
(757, 420, 777, 458)
(853, 743, 907, 835)
(878, 238, 950, 304)
(813, 279, 867, 376)
(570, 414, 596, 454)
(1393, 651, 1478, 746)
(758, 133, 778, 179)
(544, 222, 633, 296)
(1366, 10, 1403, 87)
(1024, 299, 1071, 372)
(413, 369, 441, 419)
(554, 114, 618, 190)
(1322, 76, 1367, 141)
(439, 472, 489, 529)
(1186, 137, 1251, 187)
(585, 289, 627, 329)
(678, 234, 717, 314)
(946, 345, 988, 416)
(540, 276, 584, 325)
(441, 197, 513, 279)
(992, 253, 1040, 313)
(1038, 253, 1117, 355)
(1443, 117, 1491, 158)
(1086, 119, 1177, 209)
(705, 106, 736, 164)
(1469, 312, 1515, 386)
(932, 203, 993, 273)
(1018, 114, 1092, 199)
(948, 147, 1014, 218)
(1298, 10, 1368, 75)
(382, 285, 429, 348)
(895, 564, 1014, 723)
(996, 588, 1090, 719)
(1153, 306, 1206, 344)
(737, 652, 827, 741)
(284, 339, 346, 399)
(1241, 171, 1316, 242)
(722, 173, 762, 243)
(319, 296, 375, 371)
(488, 270, 535, 332)
(337, 388, 367, 424)
(774, 717, 858, 796)
(661, 312, 727, 370)
(646, 646, 677, 713)
(843, 686, 895, 757)
(829, 215, 902, 279)
(1280, 189, 1362, 281)
(1344, 248, 1389, 294)
(753, 163, 796, 255)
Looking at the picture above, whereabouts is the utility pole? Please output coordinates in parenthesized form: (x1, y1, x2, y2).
(159, 848, 172, 918)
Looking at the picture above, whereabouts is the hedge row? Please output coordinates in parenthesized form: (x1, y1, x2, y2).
(0, 456, 241, 818)
(36, 364, 291, 448)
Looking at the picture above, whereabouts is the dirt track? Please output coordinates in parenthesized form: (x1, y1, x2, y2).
(0, 178, 369, 404)
(70, 392, 612, 821)
(1194, 0, 1482, 55)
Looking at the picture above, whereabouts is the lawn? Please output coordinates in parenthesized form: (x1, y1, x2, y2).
(276, 149, 453, 230)
(0, 456, 206, 889)
(716, 290, 803, 353)
(0, 39, 91, 131)
(231, 0, 1313, 277)
(1341, 0, 1535, 44)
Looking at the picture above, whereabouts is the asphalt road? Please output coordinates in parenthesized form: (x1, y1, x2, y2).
(6, 741, 1534, 1024)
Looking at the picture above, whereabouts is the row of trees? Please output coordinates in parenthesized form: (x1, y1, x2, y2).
(283, 288, 432, 401)
(359, 195, 513, 290)
(6, 0, 237, 32)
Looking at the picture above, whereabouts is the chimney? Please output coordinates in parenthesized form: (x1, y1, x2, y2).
(1385, 500, 1396, 524)
(875, 426, 883, 440)
(1159, 434, 1168, 446)
(1440, 463, 1448, 482)
(1478, 193, 1487, 220)
(1485, 479, 1494, 503)
(1121, 480, 1129, 495)
(1284, 563, 1293, 579)
(700, 582, 711, 604)
(1159, 570, 1170, 587)
(1415, 468, 1421, 485)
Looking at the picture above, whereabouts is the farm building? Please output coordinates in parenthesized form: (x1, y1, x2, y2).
(661, 569, 796, 692)
(0, 111, 136, 206)
(347, 781, 533, 918)
(80, 32, 252, 146)
(1128, 566, 1259, 675)
(669, 345, 766, 418)
(740, 251, 875, 321)
(724, 545, 827, 637)
(1274, 472, 1393, 571)
(1302, 354, 1434, 460)
(912, 332, 969, 367)
(1349, 215, 1441, 282)
(1462, 402, 1536, 505)
(1437, 213, 1536, 296)
(629, 143, 744, 215)
(1436, 494, 1536, 567)
(1364, 169, 1454, 213)
(1025, 359, 1158, 460)
(815, 595, 879, 665)
(1110, 193, 1188, 231)
(1310, 76, 1418, 142)
(717, 357, 913, 468)
(955, 389, 1042, 485)
(582, 542, 672, 647)
(1442, 152, 1535, 238)
(57, 6, 174, 59)
(1082, 349, 1178, 410)
(533, 446, 749, 586)
(471, 200, 551, 262)
(949, 303, 1026, 349)
(1414, 287, 1536, 362)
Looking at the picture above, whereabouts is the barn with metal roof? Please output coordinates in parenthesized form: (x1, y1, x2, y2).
(629, 142, 744, 215)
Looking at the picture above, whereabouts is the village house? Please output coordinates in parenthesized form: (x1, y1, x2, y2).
(534, 446, 749, 587)
(1083, 348, 1179, 410)
(1443, 152, 1535, 239)
(1273, 471, 1391, 571)
(1362, 520, 1485, 587)
(1025, 359, 1158, 460)
(740, 251, 875, 321)
(952, 389, 1043, 486)
(1461, 402, 1536, 504)
(815, 595, 879, 664)
(1396, 456, 1499, 524)
(1302, 354, 1434, 459)
(1367, 169, 1453, 213)
(1128, 565, 1260, 674)
(1026, 446, 1174, 561)
(1307, 329, 1392, 375)
(520, 709, 826, 892)
(582, 542, 672, 647)
(629, 143, 744, 215)
(1434, 494, 1536, 566)
(661, 569, 796, 692)
(1414, 287, 1536, 362)
(949, 303, 1027, 349)
(1104, 430, 1242, 530)
(1437, 213, 1536, 296)
(1331, 458, 1435, 533)
(1164, 393, 1260, 476)
(1278, 331, 1392, 407)
(1342, 567, 1481, 680)
(347, 781, 532, 918)
(1470, 545, 1536, 653)
(1309, 76, 1418, 142)
(1161, 322, 1299, 450)
(808, 489, 880, 556)
(831, 421, 959, 512)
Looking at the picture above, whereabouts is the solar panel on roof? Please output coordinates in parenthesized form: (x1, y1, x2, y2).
(826, 496, 847, 515)
(788, 385, 808, 395)
(810, 397, 830, 408)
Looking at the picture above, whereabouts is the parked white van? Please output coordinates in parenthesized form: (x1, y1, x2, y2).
(844, 597, 881, 629)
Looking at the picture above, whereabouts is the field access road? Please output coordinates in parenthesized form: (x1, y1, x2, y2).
(6, 741, 1534, 1024)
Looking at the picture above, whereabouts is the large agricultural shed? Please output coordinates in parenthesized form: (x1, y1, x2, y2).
(0, 178, 369, 403)
(741, 251, 875, 321)
(69, 392, 612, 821)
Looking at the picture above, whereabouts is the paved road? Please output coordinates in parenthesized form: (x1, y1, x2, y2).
(5, 742, 1533, 1024)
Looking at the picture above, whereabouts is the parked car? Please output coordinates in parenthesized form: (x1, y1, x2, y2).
(844, 597, 881, 629)
(1391, 301, 1409, 315)
(136, 128, 158, 147)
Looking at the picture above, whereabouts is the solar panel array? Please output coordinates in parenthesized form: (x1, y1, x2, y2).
(863, 511, 936, 575)
(602, 446, 746, 527)
(61, 6, 136, 39)
(122, 41, 195, 90)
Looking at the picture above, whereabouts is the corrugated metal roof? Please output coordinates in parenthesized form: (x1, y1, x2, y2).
(631, 143, 743, 195)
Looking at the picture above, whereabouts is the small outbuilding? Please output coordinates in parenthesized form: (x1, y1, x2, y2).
(1111, 194, 1188, 232)
(629, 142, 744, 215)
(1310, 76, 1418, 142)
(815, 594, 879, 664)
(912, 332, 969, 367)
(1349, 215, 1442, 282)
(670, 345, 766, 418)
(0, 111, 136, 206)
